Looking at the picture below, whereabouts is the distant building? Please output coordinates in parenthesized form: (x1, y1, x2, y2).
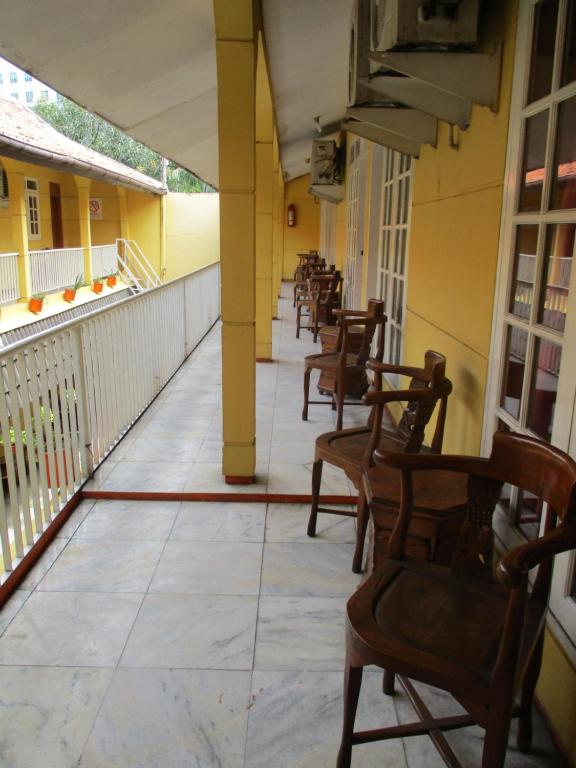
(0, 56, 57, 106)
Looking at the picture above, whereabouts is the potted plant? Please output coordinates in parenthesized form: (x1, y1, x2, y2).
(92, 276, 104, 294)
(106, 270, 119, 288)
(28, 293, 45, 313)
(63, 274, 84, 303)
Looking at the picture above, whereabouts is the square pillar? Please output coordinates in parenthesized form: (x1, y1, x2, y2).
(5, 167, 32, 300)
(74, 176, 93, 283)
(215, 0, 257, 481)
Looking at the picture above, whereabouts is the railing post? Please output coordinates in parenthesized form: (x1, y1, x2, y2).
(71, 325, 94, 478)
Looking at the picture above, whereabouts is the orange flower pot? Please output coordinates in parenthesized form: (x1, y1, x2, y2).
(29, 297, 44, 314)
(92, 281, 104, 294)
(106, 276, 117, 288)
(63, 288, 77, 303)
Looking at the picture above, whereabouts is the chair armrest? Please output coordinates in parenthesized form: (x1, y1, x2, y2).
(374, 450, 488, 475)
(366, 359, 426, 379)
(332, 308, 369, 318)
(362, 386, 438, 406)
(497, 524, 576, 588)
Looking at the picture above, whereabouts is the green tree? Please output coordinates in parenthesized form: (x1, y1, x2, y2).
(34, 97, 214, 193)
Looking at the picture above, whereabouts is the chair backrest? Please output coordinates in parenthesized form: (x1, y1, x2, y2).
(351, 299, 386, 367)
(400, 351, 449, 454)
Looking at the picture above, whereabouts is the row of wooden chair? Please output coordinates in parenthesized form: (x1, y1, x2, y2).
(291, 283, 575, 767)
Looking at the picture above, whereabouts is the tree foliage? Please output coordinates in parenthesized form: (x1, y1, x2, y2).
(33, 97, 214, 193)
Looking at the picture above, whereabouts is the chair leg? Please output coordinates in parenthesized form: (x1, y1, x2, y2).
(336, 662, 364, 768)
(481, 698, 513, 768)
(352, 490, 369, 574)
(302, 366, 311, 421)
(383, 670, 396, 696)
(307, 458, 323, 537)
(336, 376, 345, 431)
(517, 632, 545, 753)
(296, 304, 302, 338)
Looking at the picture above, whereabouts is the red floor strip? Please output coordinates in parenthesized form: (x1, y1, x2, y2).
(81, 490, 358, 505)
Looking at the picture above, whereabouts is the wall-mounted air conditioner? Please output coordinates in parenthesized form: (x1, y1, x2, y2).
(310, 140, 343, 186)
(370, 0, 480, 52)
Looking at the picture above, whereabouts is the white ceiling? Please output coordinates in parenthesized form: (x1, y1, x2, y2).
(0, 0, 353, 186)
(262, 0, 353, 179)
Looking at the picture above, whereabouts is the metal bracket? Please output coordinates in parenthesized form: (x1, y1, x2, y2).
(360, 75, 471, 128)
(342, 119, 421, 157)
(346, 106, 437, 147)
(369, 45, 502, 113)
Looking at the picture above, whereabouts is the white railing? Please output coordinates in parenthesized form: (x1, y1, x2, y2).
(91, 244, 118, 279)
(117, 239, 161, 292)
(0, 252, 19, 305)
(0, 261, 220, 579)
(29, 247, 84, 295)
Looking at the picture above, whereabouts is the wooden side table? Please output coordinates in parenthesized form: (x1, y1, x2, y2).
(363, 464, 469, 572)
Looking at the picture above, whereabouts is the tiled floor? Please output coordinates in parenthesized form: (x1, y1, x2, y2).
(0, 287, 565, 767)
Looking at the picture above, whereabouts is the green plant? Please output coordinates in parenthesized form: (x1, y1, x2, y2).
(69, 274, 85, 291)
(31, 293, 46, 300)
(107, 269, 119, 277)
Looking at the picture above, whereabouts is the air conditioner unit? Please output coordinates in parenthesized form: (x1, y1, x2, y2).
(349, 0, 373, 106)
(310, 140, 343, 186)
(371, 0, 479, 52)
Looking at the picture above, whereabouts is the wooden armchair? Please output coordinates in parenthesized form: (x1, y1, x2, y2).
(308, 350, 452, 573)
(293, 263, 332, 307)
(338, 431, 576, 768)
(302, 299, 386, 430)
(295, 271, 342, 342)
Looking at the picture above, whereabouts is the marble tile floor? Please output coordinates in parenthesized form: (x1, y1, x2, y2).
(0, 287, 565, 766)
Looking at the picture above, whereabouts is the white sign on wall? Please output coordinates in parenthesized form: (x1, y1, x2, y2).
(89, 198, 103, 219)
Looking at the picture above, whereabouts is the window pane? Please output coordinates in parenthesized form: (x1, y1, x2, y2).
(509, 225, 538, 319)
(539, 224, 574, 332)
(516, 489, 544, 540)
(527, 0, 559, 103)
(527, 337, 561, 441)
(550, 95, 576, 210)
(500, 326, 528, 420)
(562, 0, 576, 87)
(519, 110, 549, 212)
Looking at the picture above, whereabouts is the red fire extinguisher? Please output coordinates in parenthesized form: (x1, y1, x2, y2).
(287, 203, 296, 227)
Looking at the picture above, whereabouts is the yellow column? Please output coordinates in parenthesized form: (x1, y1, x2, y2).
(279, 174, 286, 283)
(4, 164, 32, 300)
(214, 0, 257, 481)
(117, 187, 130, 240)
(255, 34, 274, 361)
(272, 135, 280, 319)
(74, 176, 93, 283)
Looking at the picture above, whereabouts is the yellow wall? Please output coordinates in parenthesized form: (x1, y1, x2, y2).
(282, 174, 320, 278)
(126, 188, 162, 274)
(89, 179, 121, 246)
(165, 193, 220, 280)
(403, 0, 517, 457)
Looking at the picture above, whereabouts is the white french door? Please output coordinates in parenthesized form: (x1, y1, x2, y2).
(344, 138, 366, 308)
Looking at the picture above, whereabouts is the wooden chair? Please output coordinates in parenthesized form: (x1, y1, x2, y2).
(295, 271, 342, 342)
(307, 351, 452, 573)
(337, 431, 576, 768)
(302, 299, 386, 431)
(293, 262, 331, 307)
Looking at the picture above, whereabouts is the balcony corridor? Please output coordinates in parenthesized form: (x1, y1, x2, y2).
(0, 287, 564, 767)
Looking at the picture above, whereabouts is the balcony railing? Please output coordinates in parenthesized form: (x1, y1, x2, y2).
(29, 247, 84, 295)
(0, 252, 19, 305)
(91, 243, 119, 278)
(0, 261, 220, 582)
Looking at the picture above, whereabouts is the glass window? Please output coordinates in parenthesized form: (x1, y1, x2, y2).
(500, 326, 528, 420)
(11, 92, 19, 100)
(0, 74, 3, 85)
(550, 95, 576, 210)
(24, 73, 32, 82)
(519, 110, 549, 212)
(9, 72, 17, 84)
(39, 90, 49, 102)
(25, 91, 33, 103)
(527, 337, 561, 441)
(509, 225, 538, 319)
(25, 178, 40, 239)
(527, 0, 559, 103)
(539, 224, 575, 332)
(561, 0, 576, 87)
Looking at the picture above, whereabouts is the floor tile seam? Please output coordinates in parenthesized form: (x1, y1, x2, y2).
(0, 591, 34, 640)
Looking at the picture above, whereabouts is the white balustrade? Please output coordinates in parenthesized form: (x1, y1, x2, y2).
(0, 252, 19, 305)
(29, 247, 84, 295)
(0, 262, 220, 579)
(91, 244, 119, 279)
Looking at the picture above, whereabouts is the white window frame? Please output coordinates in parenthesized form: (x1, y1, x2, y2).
(25, 177, 41, 241)
(483, 0, 576, 655)
(343, 138, 367, 308)
(376, 147, 412, 371)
